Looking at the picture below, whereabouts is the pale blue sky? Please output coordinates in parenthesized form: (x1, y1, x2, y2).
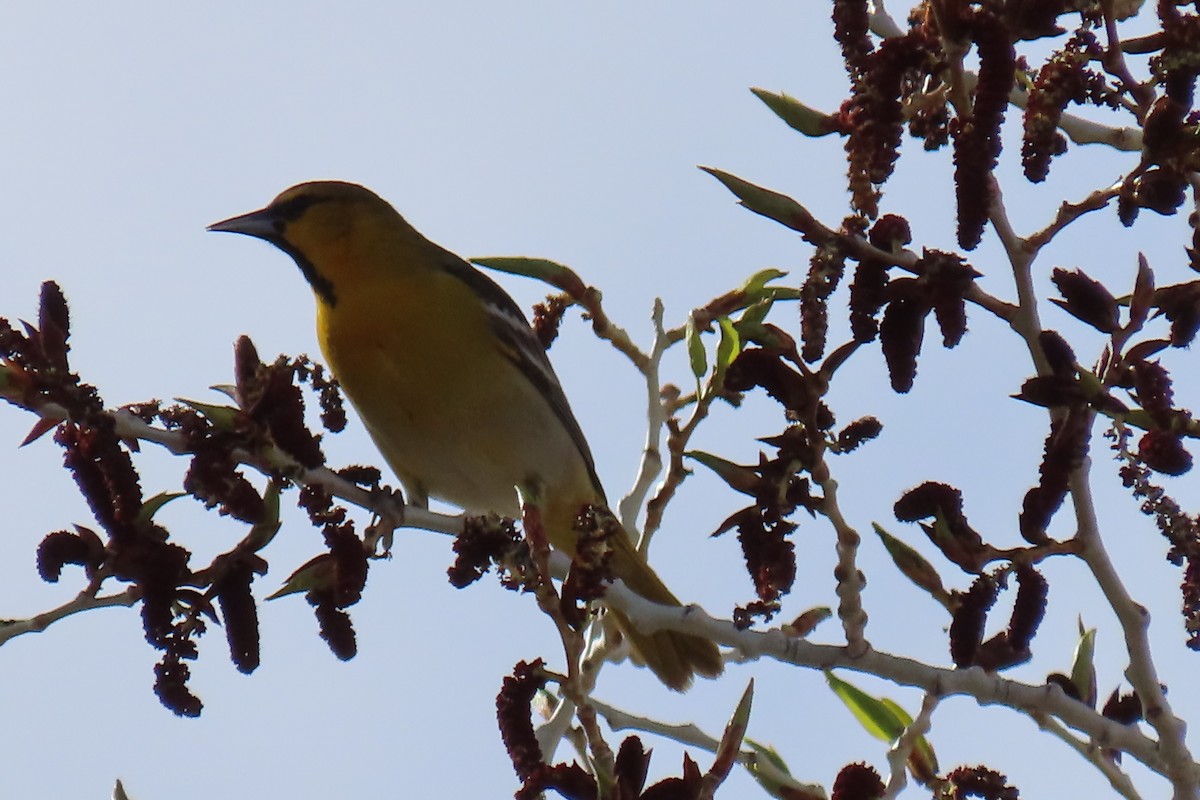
(1, 4, 1195, 798)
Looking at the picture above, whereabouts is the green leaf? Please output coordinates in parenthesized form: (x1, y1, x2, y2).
(176, 398, 241, 429)
(739, 299, 774, 328)
(1076, 368, 1103, 397)
(735, 320, 798, 354)
(744, 739, 791, 777)
(209, 383, 239, 403)
(926, 511, 960, 557)
(472, 256, 589, 296)
(700, 167, 814, 235)
(741, 268, 789, 298)
(245, 480, 283, 551)
(710, 680, 754, 783)
(137, 492, 186, 525)
(471, 256, 571, 282)
(879, 697, 914, 728)
(1070, 622, 1097, 707)
(729, 679, 754, 731)
(873, 523, 952, 610)
(686, 450, 760, 496)
(715, 317, 741, 373)
(879, 698, 940, 783)
(826, 671, 906, 742)
(785, 606, 832, 637)
(750, 87, 836, 136)
(1128, 253, 1155, 332)
(828, 673, 940, 784)
(267, 554, 333, 600)
(744, 739, 815, 798)
(686, 314, 707, 380)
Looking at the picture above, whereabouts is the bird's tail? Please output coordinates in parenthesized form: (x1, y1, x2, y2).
(606, 532, 723, 691)
(542, 493, 722, 690)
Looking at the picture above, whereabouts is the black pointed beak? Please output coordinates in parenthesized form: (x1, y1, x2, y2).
(206, 207, 281, 241)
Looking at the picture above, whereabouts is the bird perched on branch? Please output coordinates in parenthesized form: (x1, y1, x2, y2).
(208, 180, 722, 690)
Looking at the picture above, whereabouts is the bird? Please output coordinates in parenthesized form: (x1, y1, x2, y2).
(208, 180, 722, 690)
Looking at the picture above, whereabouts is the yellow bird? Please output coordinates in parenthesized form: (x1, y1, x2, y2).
(208, 181, 722, 690)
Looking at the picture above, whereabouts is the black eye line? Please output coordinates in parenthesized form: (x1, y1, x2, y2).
(271, 193, 321, 224)
(259, 192, 338, 307)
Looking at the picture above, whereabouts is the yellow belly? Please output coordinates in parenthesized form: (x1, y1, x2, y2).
(316, 272, 595, 517)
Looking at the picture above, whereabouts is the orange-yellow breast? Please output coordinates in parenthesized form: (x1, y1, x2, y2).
(315, 256, 596, 520)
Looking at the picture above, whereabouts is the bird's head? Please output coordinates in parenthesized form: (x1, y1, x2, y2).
(208, 180, 412, 307)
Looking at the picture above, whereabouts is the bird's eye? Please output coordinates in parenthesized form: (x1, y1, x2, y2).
(273, 194, 319, 223)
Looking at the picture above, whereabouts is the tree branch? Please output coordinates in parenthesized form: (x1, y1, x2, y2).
(0, 585, 139, 646)
(600, 578, 1192, 784)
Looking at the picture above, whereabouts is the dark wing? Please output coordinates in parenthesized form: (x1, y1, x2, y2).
(439, 248, 606, 502)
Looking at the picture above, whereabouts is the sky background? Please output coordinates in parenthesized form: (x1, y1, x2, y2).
(1, 3, 1196, 799)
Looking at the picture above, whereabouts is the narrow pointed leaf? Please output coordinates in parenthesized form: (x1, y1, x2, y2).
(472, 256, 569, 282)
(907, 735, 940, 784)
(701, 167, 816, 235)
(879, 698, 914, 728)
(209, 384, 239, 403)
(826, 671, 906, 742)
(741, 267, 790, 297)
(740, 299, 775, 328)
(138, 492, 187, 525)
(1070, 623, 1098, 707)
(729, 679, 754, 731)
(873, 523, 952, 609)
(744, 739, 823, 799)
(736, 321, 797, 353)
(750, 88, 837, 137)
(176, 398, 241, 429)
(745, 739, 791, 778)
(20, 416, 61, 447)
(686, 315, 707, 379)
(471, 256, 587, 296)
(710, 680, 754, 783)
(785, 606, 832, 637)
(246, 480, 283, 551)
(267, 554, 333, 600)
(716, 317, 742, 372)
(1129, 253, 1155, 332)
(685, 450, 760, 496)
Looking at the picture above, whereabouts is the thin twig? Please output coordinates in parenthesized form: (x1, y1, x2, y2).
(536, 693, 578, 764)
(642, 377, 720, 543)
(1007, 84, 1143, 150)
(576, 286, 652, 373)
(0, 585, 139, 645)
(815, 466, 869, 655)
(1025, 184, 1123, 251)
(1100, 0, 1156, 113)
(597, 577, 1194, 783)
(519, 494, 617, 792)
(883, 692, 939, 800)
(1070, 465, 1198, 798)
(593, 695, 723, 751)
(619, 299, 669, 548)
(591, 696, 822, 797)
(1028, 709, 1143, 800)
(867, 1, 904, 39)
(14, 401, 460, 543)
